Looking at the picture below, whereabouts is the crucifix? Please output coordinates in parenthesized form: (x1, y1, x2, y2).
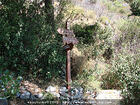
(57, 23, 78, 94)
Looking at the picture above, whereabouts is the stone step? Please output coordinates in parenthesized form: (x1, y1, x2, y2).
(95, 90, 122, 99)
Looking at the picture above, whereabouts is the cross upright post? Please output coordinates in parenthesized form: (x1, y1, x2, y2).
(65, 21, 71, 94)
(57, 22, 78, 95)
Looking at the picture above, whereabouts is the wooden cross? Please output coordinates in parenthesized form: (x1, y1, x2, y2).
(57, 27, 78, 94)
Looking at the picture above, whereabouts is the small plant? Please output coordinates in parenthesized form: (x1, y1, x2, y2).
(0, 70, 22, 99)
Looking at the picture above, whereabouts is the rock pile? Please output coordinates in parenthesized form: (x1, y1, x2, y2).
(16, 81, 122, 105)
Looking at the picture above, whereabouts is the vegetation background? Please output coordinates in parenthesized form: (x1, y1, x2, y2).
(0, 0, 139, 105)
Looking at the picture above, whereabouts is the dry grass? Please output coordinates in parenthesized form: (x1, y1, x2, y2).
(71, 46, 109, 91)
(71, 47, 87, 78)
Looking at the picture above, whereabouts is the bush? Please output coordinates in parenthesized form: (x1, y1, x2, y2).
(72, 24, 95, 44)
(110, 52, 140, 105)
(0, 1, 65, 79)
(128, 0, 140, 16)
(116, 17, 140, 54)
(0, 70, 22, 99)
(73, 22, 113, 59)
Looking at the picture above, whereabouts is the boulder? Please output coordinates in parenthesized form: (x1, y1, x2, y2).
(46, 86, 57, 92)
(20, 91, 31, 99)
(46, 86, 60, 98)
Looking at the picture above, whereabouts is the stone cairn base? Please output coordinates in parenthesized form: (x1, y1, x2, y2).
(59, 87, 89, 105)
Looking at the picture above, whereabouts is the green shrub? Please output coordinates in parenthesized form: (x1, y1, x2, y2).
(127, 0, 140, 16)
(116, 17, 140, 54)
(73, 22, 113, 59)
(72, 24, 96, 44)
(0, 70, 22, 99)
(110, 52, 140, 105)
(0, 1, 65, 79)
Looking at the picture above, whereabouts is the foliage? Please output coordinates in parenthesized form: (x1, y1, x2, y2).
(72, 59, 108, 92)
(0, 70, 22, 99)
(73, 68, 101, 92)
(116, 17, 140, 54)
(0, 1, 139, 103)
(55, 0, 84, 28)
(110, 52, 140, 105)
(101, 70, 122, 89)
(119, 17, 140, 41)
(102, 0, 128, 13)
(0, 0, 65, 79)
(127, 0, 140, 16)
(55, 0, 69, 25)
(73, 24, 95, 44)
(73, 22, 113, 59)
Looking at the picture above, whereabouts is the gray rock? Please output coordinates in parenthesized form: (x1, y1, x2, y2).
(45, 86, 60, 98)
(35, 89, 39, 93)
(35, 93, 44, 99)
(2, 88, 6, 91)
(60, 87, 67, 93)
(71, 88, 79, 96)
(60, 91, 70, 98)
(0, 98, 8, 105)
(20, 86, 26, 92)
(86, 90, 91, 94)
(16, 92, 21, 98)
(60, 95, 70, 101)
(71, 88, 82, 99)
(59, 87, 69, 98)
(20, 91, 31, 99)
(46, 86, 56, 92)
(1, 85, 4, 88)
(30, 95, 38, 100)
(52, 92, 60, 98)
(78, 87, 83, 93)
(60, 87, 84, 100)
(46, 86, 60, 97)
